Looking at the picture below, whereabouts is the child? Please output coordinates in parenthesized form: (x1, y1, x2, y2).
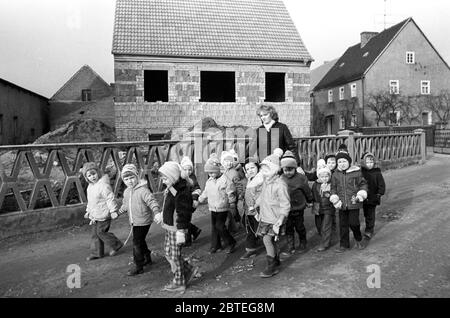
(240, 158, 263, 260)
(311, 159, 336, 252)
(81, 162, 123, 261)
(280, 150, 313, 255)
(221, 150, 244, 232)
(156, 161, 198, 292)
(118, 164, 161, 276)
(325, 153, 337, 173)
(330, 152, 368, 252)
(180, 156, 202, 246)
(199, 153, 237, 254)
(255, 150, 290, 278)
(360, 152, 386, 241)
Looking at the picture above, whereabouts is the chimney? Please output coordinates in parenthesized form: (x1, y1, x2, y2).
(360, 32, 378, 48)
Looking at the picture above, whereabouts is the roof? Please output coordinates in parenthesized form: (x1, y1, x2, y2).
(313, 18, 410, 91)
(310, 59, 338, 90)
(51, 65, 111, 100)
(0, 77, 48, 100)
(112, 0, 312, 62)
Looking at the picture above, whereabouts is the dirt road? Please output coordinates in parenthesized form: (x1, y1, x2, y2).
(1, 154, 449, 298)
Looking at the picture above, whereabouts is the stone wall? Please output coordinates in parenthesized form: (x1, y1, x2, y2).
(114, 59, 311, 140)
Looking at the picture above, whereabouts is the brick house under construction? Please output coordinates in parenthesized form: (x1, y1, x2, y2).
(112, 0, 313, 141)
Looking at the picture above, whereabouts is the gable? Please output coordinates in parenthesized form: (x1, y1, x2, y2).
(313, 18, 409, 91)
(112, 0, 312, 62)
(51, 65, 112, 101)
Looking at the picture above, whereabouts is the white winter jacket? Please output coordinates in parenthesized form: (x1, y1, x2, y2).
(86, 175, 119, 221)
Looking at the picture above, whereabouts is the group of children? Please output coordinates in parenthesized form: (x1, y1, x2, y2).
(80, 144, 385, 291)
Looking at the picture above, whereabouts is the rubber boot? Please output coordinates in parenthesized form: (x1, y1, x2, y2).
(274, 253, 281, 267)
(260, 256, 279, 278)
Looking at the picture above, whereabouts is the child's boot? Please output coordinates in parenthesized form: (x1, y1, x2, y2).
(274, 253, 281, 267)
(144, 252, 153, 266)
(127, 266, 144, 276)
(260, 256, 279, 278)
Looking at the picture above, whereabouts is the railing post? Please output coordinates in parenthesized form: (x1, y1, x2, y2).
(414, 129, 426, 164)
(347, 131, 355, 163)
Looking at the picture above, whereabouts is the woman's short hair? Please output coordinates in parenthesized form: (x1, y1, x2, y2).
(256, 105, 279, 121)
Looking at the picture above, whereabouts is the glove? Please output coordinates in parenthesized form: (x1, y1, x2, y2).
(296, 167, 305, 175)
(111, 212, 118, 220)
(334, 200, 342, 210)
(84, 212, 90, 219)
(255, 213, 261, 222)
(356, 195, 364, 203)
(154, 213, 163, 225)
(176, 230, 186, 245)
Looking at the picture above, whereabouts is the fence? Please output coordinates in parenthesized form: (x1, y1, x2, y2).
(355, 125, 435, 146)
(434, 129, 450, 154)
(0, 131, 425, 214)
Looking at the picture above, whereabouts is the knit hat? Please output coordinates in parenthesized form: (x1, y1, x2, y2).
(361, 152, 376, 169)
(159, 161, 181, 184)
(324, 153, 336, 163)
(337, 143, 349, 154)
(81, 162, 99, 181)
(121, 163, 139, 178)
(316, 159, 331, 178)
(280, 150, 297, 168)
(204, 153, 221, 173)
(336, 152, 352, 166)
(261, 149, 282, 173)
(180, 156, 194, 170)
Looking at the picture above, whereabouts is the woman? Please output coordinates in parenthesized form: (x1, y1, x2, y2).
(249, 105, 300, 165)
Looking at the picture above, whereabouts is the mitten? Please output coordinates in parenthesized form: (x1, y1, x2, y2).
(176, 230, 186, 245)
(356, 190, 368, 202)
(334, 200, 342, 209)
(329, 194, 340, 205)
(296, 166, 305, 175)
(84, 212, 90, 219)
(154, 213, 163, 225)
(111, 212, 118, 220)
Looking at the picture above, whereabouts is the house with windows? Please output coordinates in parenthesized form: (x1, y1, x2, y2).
(312, 17, 450, 135)
(112, 0, 313, 141)
(0, 77, 49, 145)
(49, 65, 115, 130)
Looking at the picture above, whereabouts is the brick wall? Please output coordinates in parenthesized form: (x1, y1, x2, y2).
(114, 59, 311, 141)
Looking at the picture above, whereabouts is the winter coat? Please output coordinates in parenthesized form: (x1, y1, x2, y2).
(281, 172, 313, 213)
(331, 166, 368, 210)
(255, 175, 291, 225)
(243, 175, 263, 216)
(311, 182, 336, 215)
(119, 180, 160, 226)
(250, 121, 300, 165)
(190, 173, 202, 202)
(199, 173, 236, 213)
(223, 167, 244, 200)
(361, 167, 386, 206)
(86, 175, 119, 222)
(162, 178, 193, 231)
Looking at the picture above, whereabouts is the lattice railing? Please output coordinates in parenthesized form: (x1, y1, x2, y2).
(0, 132, 425, 213)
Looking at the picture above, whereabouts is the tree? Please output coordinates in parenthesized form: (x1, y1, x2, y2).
(400, 96, 422, 125)
(423, 90, 450, 125)
(366, 91, 405, 126)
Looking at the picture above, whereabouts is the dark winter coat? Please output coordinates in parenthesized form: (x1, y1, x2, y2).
(331, 166, 368, 210)
(311, 182, 336, 215)
(162, 179, 193, 230)
(251, 121, 300, 164)
(361, 167, 386, 206)
(281, 172, 313, 213)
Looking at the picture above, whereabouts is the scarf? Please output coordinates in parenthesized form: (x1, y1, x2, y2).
(263, 120, 276, 132)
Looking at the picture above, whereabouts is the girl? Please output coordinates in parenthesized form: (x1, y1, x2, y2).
(255, 151, 290, 278)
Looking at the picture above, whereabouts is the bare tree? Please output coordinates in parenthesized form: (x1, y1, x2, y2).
(366, 91, 405, 126)
(400, 96, 422, 125)
(423, 90, 450, 125)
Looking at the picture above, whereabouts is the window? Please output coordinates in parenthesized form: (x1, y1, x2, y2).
(328, 90, 333, 103)
(339, 115, 345, 130)
(265, 73, 285, 102)
(339, 87, 345, 100)
(406, 52, 415, 64)
(421, 81, 430, 95)
(0, 114, 3, 136)
(144, 70, 168, 102)
(350, 114, 357, 127)
(81, 89, 92, 101)
(422, 112, 432, 125)
(389, 111, 400, 125)
(389, 80, 399, 95)
(200, 71, 235, 102)
(350, 83, 357, 98)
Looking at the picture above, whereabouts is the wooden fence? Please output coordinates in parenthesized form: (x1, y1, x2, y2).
(0, 131, 425, 213)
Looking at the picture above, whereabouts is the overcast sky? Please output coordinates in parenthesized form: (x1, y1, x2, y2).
(0, 0, 449, 98)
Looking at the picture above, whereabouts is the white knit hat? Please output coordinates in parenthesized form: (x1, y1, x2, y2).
(316, 159, 331, 178)
(121, 164, 139, 178)
(261, 149, 282, 174)
(159, 161, 181, 185)
(180, 156, 193, 170)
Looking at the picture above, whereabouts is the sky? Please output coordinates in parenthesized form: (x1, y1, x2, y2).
(0, 0, 449, 98)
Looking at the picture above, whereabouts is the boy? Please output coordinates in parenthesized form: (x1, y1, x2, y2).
(360, 152, 386, 240)
(280, 150, 313, 255)
(330, 152, 368, 252)
(119, 164, 161, 276)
